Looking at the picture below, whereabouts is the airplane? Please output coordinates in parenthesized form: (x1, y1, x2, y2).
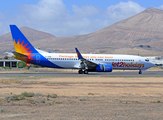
(10, 25, 155, 74)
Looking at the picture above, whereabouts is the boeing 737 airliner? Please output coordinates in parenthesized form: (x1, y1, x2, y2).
(10, 25, 155, 74)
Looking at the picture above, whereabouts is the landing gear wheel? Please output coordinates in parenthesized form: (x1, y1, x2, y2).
(84, 70, 88, 74)
(78, 70, 83, 74)
(139, 70, 142, 74)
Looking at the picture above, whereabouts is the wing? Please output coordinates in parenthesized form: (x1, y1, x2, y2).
(75, 48, 97, 69)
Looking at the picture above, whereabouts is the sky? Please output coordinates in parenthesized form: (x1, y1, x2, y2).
(0, 0, 163, 37)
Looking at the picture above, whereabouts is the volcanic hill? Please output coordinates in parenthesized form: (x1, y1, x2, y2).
(0, 7, 163, 56)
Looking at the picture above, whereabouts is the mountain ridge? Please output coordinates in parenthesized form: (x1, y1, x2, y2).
(0, 7, 163, 56)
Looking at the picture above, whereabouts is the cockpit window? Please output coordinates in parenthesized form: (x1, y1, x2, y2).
(145, 58, 149, 62)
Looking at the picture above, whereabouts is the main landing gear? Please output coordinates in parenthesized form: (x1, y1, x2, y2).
(139, 70, 142, 74)
(78, 69, 88, 74)
(78, 69, 83, 74)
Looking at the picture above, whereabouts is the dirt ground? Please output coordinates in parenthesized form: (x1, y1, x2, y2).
(0, 76, 163, 120)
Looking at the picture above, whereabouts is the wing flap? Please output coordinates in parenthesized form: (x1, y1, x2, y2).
(83, 60, 97, 68)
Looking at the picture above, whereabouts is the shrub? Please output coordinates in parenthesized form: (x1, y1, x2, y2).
(3, 56, 8, 59)
(51, 94, 57, 98)
(78, 97, 87, 101)
(4, 92, 34, 101)
(21, 92, 34, 97)
(47, 94, 57, 99)
(5, 95, 21, 101)
(88, 93, 94, 95)
(53, 101, 62, 104)
(1, 109, 5, 113)
(17, 61, 27, 68)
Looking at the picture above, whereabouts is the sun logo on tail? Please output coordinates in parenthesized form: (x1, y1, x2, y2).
(13, 39, 35, 63)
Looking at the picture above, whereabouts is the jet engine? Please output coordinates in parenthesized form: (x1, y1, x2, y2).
(96, 64, 112, 72)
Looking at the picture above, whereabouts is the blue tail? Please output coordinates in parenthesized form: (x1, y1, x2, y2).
(10, 25, 39, 63)
(10, 25, 38, 54)
(10, 25, 62, 68)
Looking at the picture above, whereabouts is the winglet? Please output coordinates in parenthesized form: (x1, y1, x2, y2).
(75, 48, 84, 59)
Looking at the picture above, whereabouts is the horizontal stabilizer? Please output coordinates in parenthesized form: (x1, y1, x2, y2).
(12, 51, 28, 58)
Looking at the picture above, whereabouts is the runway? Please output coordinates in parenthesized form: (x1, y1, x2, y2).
(0, 69, 163, 77)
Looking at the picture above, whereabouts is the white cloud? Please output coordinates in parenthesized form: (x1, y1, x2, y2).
(72, 5, 99, 18)
(16, 0, 104, 36)
(105, 1, 145, 20)
(0, 11, 4, 20)
(0, 0, 145, 37)
(21, 0, 68, 21)
(158, 5, 163, 10)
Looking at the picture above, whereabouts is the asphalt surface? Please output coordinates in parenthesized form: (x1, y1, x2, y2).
(0, 69, 163, 77)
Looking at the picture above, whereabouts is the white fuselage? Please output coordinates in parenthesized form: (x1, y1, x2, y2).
(39, 52, 154, 70)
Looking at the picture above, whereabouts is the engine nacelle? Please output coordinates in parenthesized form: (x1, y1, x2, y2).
(96, 64, 113, 72)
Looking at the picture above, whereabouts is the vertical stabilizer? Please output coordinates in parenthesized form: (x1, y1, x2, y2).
(10, 25, 38, 54)
(10, 25, 38, 63)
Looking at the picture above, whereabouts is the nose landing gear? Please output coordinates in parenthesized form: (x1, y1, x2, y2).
(139, 70, 142, 74)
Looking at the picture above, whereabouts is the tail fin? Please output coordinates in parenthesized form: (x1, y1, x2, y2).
(10, 25, 38, 54)
(10, 25, 38, 63)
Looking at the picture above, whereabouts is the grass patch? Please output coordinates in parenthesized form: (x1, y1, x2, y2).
(0, 99, 9, 103)
(17, 76, 29, 77)
(0, 67, 11, 70)
(1, 80, 22, 83)
(160, 67, 163, 69)
(4, 92, 34, 101)
(21, 92, 34, 97)
(1, 109, 5, 113)
(47, 94, 57, 100)
(28, 99, 45, 104)
(88, 93, 94, 95)
(53, 101, 62, 104)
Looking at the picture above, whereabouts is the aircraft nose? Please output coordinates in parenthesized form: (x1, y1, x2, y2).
(150, 62, 155, 67)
